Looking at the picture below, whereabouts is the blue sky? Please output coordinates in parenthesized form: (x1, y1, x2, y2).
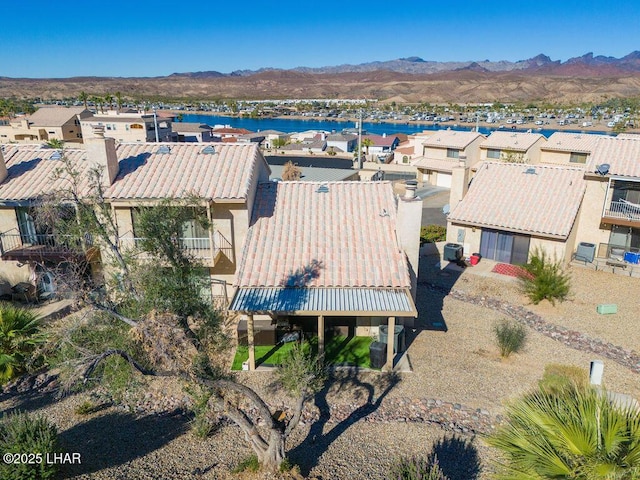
(1, 0, 639, 78)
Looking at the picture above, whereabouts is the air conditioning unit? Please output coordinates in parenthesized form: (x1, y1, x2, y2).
(575, 242, 596, 263)
(443, 243, 463, 262)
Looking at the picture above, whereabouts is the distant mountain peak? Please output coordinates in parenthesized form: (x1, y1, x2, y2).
(399, 56, 425, 63)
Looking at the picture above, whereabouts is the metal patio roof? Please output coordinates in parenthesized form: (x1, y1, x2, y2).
(229, 287, 417, 317)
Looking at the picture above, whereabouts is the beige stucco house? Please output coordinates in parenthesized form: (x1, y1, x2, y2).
(0, 131, 422, 370)
(479, 131, 547, 164)
(445, 134, 640, 270)
(80, 110, 175, 142)
(539, 132, 605, 167)
(413, 130, 485, 188)
(0, 107, 91, 144)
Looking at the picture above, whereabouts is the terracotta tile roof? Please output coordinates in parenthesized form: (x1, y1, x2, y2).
(235, 181, 411, 288)
(212, 127, 252, 135)
(480, 131, 546, 151)
(448, 162, 586, 239)
(587, 136, 640, 178)
(172, 122, 212, 133)
(21, 107, 88, 126)
(422, 130, 485, 149)
(413, 157, 459, 172)
(0, 145, 93, 201)
(106, 143, 266, 200)
(541, 132, 604, 153)
(0, 142, 268, 202)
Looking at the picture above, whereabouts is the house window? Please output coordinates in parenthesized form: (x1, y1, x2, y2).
(402, 155, 409, 163)
(569, 152, 588, 164)
(446, 148, 459, 159)
(487, 149, 501, 159)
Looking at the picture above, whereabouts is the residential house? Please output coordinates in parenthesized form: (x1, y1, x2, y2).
(173, 122, 214, 142)
(390, 131, 435, 165)
(479, 131, 546, 164)
(0, 133, 270, 303)
(80, 110, 175, 142)
(229, 180, 421, 370)
(413, 130, 485, 188)
(281, 132, 326, 154)
(539, 132, 604, 167)
(362, 134, 400, 161)
(258, 130, 290, 150)
(325, 132, 358, 153)
(0, 107, 91, 144)
(237, 133, 266, 145)
(574, 136, 640, 259)
(0, 130, 422, 369)
(211, 127, 253, 142)
(446, 162, 586, 263)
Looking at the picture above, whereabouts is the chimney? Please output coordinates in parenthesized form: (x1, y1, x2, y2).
(450, 161, 470, 210)
(85, 125, 119, 185)
(0, 147, 7, 184)
(396, 179, 422, 320)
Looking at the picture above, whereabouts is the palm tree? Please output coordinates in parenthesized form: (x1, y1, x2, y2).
(0, 304, 46, 383)
(487, 385, 640, 479)
(362, 137, 374, 156)
(79, 91, 89, 110)
(115, 91, 124, 113)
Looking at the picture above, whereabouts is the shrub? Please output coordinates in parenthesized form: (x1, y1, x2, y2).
(0, 303, 47, 384)
(539, 363, 588, 394)
(232, 454, 260, 473)
(420, 225, 447, 244)
(387, 455, 449, 480)
(0, 411, 61, 480)
(494, 319, 527, 358)
(520, 248, 570, 305)
(185, 384, 218, 439)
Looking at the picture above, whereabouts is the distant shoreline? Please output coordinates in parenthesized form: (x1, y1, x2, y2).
(163, 110, 639, 135)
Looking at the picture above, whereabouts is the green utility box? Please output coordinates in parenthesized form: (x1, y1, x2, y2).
(596, 304, 618, 315)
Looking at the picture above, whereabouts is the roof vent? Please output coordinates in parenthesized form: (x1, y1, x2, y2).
(201, 145, 216, 154)
(49, 150, 62, 160)
(156, 145, 171, 154)
(316, 184, 329, 193)
(524, 167, 537, 175)
(595, 163, 610, 176)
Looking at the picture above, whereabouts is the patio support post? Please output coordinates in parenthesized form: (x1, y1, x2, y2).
(247, 314, 256, 371)
(386, 316, 395, 371)
(318, 315, 325, 355)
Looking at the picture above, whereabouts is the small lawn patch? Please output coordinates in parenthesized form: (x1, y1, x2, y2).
(231, 335, 374, 370)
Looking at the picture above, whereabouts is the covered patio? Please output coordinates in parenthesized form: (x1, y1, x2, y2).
(229, 286, 417, 370)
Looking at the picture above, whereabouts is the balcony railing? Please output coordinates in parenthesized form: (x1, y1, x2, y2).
(118, 231, 233, 266)
(603, 200, 640, 223)
(0, 229, 93, 259)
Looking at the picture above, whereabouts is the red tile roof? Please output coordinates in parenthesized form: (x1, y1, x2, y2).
(0, 142, 268, 202)
(448, 162, 586, 239)
(235, 181, 411, 288)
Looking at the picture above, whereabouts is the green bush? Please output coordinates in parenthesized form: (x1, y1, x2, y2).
(539, 363, 588, 394)
(0, 303, 47, 384)
(387, 455, 449, 480)
(232, 454, 260, 473)
(494, 319, 527, 358)
(420, 225, 447, 244)
(0, 411, 61, 480)
(520, 248, 571, 305)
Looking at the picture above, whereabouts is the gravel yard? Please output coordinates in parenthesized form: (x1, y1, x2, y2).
(1, 257, 639, 479)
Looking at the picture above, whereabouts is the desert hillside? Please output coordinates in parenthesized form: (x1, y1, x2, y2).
(2, 69, 640, 103)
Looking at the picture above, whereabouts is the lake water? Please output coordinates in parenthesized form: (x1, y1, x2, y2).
(179, 113, 609, 138)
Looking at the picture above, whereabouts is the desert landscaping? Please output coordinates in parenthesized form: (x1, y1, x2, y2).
(1, 248, 638, 480)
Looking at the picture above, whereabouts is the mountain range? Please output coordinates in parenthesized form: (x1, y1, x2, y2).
(170, 51, 640, 78)
(3, 52, 640, 103)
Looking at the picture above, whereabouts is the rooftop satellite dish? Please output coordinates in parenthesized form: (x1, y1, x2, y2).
(442, 204, 450, 215)
(596, 163, 610, 175)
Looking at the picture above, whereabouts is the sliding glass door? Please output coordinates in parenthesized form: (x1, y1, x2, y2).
(480, 229, 531, 265)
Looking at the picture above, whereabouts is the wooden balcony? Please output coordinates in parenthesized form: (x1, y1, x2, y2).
(0, 230, 93, 262)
